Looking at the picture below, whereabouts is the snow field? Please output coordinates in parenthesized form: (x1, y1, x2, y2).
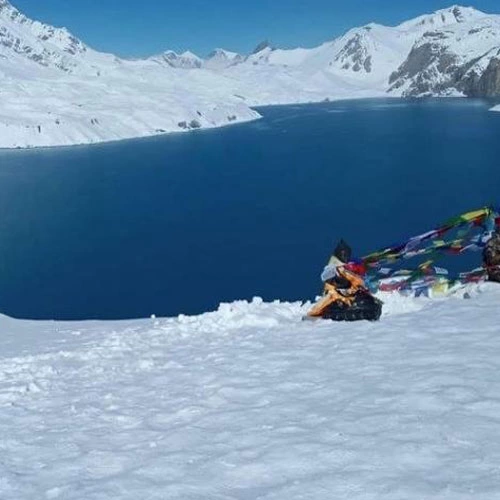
(1, 285, 500, 499)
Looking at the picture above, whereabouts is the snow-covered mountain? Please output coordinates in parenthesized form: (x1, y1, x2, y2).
(229, 5, 500, 98)
(1, 285, 500, 498)
(389, 6, 500, 96)
(1, 2, 500, 149)
(0, 0, 117, 74)
(204, 48, 244, 69)
(149, 50, 202, 69)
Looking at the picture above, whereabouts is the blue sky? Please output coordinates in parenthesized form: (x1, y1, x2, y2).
(11, 0, 500, 58)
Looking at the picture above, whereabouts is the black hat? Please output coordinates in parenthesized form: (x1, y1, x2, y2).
(334, 239, 352, 263)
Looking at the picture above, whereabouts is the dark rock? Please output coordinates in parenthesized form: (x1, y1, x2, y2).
(468, 27, 484, 35)
(462, 57, 500, 97)
(252, 40, 273, 54)
(390, 43, 437, 84)
(452, 6, 465, 23)
(363, 56, 372, 73)
(423, 30, 448, 40)
(335, 34, 372, 74)
(389, 42, 459, 95)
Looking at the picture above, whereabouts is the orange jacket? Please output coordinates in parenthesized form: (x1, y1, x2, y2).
(308, 266, 367, 318)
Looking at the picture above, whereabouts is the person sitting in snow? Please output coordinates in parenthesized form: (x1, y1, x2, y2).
(307, 240, 381, 321)
(484, 229, 500, 283)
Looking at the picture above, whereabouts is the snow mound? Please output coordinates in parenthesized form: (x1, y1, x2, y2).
(1, 285, 500, 498)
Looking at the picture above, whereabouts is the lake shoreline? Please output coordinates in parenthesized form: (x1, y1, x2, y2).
(0, 99, 498, 320)
(5, 95, 498, 153)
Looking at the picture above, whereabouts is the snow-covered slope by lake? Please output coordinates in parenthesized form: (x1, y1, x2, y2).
(0, 63, 260, 148)
(2, 2, 500, 148)
(0, 0, 261, 148)
(1, 284, 500, 498)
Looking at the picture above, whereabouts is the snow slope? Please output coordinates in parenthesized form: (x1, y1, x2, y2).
(0, 0, 260, 148)
(0, 63, 260, 148)
(1, 285, 500, 498)
(2, 2, 500, 148)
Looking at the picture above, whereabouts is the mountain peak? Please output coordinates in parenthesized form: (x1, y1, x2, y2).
(151, 50, 202, 69)
(208, 48, 238, 58)
(0, 0, 114, 74)
(204, 48, 244, 69)
(180, 50, 200, 59)
(398, 4, 488, 31)
(439, 5, 486, 20)
(252, 40, 274, 55)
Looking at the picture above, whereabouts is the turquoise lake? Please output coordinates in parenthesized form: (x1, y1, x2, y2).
(0, 98, 499, 320)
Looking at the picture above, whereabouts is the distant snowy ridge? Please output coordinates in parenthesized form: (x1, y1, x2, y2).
(149, 50, 203, 69)
(1, 2, 500, 148)
(204, 48, 245, 69)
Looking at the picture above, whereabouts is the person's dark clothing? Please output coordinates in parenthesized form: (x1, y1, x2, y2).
(334, 239, 352, 264)
(484, 232, 500, 283)
(326, 275, 352, 290)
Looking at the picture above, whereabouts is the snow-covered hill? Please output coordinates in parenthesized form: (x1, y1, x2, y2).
(1, 285, 500, 498)
(0, 0, 260, 148)
(1, 2, 500, 148)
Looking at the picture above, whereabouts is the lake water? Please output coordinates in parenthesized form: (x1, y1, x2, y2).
(0, 98, 499, 320)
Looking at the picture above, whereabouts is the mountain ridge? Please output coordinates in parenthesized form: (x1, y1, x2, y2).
(1, 2, 500, 148)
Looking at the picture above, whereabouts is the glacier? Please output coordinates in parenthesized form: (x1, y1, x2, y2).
(1, 284, 500, 498)
(1, 2, 500, 148)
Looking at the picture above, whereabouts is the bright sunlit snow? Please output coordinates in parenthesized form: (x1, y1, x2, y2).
(1, 284, 499, 498)
(2, 2, 500, 149)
